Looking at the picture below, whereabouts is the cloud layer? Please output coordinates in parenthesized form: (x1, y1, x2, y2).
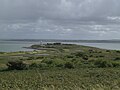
(0, 0, 120, 39)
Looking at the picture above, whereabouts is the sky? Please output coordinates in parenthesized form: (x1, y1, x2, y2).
(0, 0, 120, 40)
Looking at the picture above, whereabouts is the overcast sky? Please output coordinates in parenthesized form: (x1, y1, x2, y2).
(0, 0, 120, 40)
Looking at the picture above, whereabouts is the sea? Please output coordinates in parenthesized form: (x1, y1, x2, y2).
(0, 40, 36, 52)
(0, 40, 120, 52)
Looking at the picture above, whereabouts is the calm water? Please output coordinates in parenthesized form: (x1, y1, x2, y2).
(0, 41, 38, 52)
(78, 43, 120, 50)
(67, 42, 120, 50)
(0, 40, 120, 52)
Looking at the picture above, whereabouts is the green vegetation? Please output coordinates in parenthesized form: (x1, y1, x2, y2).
(0, 43, 120, 89)
(7, 61, 28, 70)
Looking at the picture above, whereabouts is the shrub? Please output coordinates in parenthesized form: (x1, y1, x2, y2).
(112, 62, 120, 67)
(75, 52, 89, 60)
(98, 51, 102, 53)
(82, 56, 88, 60)
(29, 63, 39, 68)
(53, 43, 62, 45)
(99, 55, 104, 57)
(56, 63, 64, 67)
(0, 52, 5, 54)
(27, 57, 35, 60)
(29, 62, 48, 69)
(53, 59, 65, 67)
(114, 57, 120, 61)
(64, 62, 75, 69)
(89, 55, 93, 57)
(42, 59, 53, 65)
(41, 59, 65, 68)
(89, 49, 95, 53)
(41, 59, 56, 68)
(75, 52, 85, 57)
(106, 50, 110, 52)
(66, 55, 74, 58)
(36, 56, 44, 59)
(116, 50, 120, 53)
(39, 63, 48, 68)
(7, 61, 28, 70)
(94, 60, 113, 68)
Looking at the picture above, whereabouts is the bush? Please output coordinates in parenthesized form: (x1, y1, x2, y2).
(112, 62, 120, 67)
(39, 63, 48, 68)
(36, 56, 44, 59)
(114, 57, 120, 61)
(94, 60, 113, 68)
(53, 43, 62, 45)
(75, 52, 86, 57)
(29, 63, 48, 69)
(42, 59, 53, 65)
(89, 55, 93, 57)
(7, 61, 28, 70)
(99, 55, 104, 57)
(74, 52, 89, 60)
(64, 62, 75, 69)
(106, 50, 110, 52)
(56, 63, 64, 67)
(27, 57, 35, 60)
(89, 49, 95, 53)
(29, 63, 39, 68)
(41, 59, 65, 68)
(82, 56, 88, 60)
(116, 50, 120, 53)
(66, 55, 74, 58)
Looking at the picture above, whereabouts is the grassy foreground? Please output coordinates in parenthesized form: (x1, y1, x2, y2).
(0, 43, 120, 90)
(0, 68, 120, 90)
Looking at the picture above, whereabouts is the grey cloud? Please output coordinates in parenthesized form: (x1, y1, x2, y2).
(0, 0, 120, 39)
(0, 0, 120, 21)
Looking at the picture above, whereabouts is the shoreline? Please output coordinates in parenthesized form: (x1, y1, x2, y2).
(1, 42, 120, 53)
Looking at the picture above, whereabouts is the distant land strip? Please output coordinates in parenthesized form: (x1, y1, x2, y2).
(2, 39, 120, 43)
